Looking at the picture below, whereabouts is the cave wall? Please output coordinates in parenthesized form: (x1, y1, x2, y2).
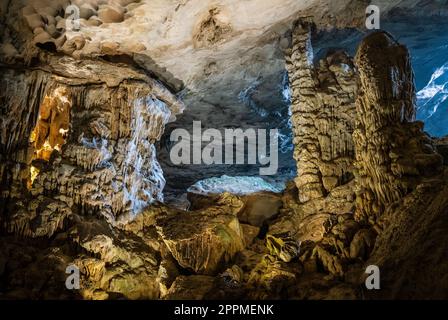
(0, 0, 447, 300)
(0, 54, 184, 235)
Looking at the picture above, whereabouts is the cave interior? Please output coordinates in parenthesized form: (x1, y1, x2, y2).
(0, 0, 448, 300)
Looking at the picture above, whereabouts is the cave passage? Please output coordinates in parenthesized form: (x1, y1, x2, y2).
(158, 70, 297, 207)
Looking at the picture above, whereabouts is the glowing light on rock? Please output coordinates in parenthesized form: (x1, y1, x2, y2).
(28, 87, 71, 188)
(28, 165, 40, 189)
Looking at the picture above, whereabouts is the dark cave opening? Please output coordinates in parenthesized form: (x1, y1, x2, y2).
(157, 69, 297, 208)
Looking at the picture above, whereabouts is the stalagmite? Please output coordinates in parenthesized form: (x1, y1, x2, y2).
(353, 31, 443, 225)
(285, 20, 357, 203)
(1, 0, 448, 301)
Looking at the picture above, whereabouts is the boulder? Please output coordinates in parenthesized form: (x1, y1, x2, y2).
(155, 193, 245, 275)
(238, 192, 282, 227)
(97, 5, 124, 23)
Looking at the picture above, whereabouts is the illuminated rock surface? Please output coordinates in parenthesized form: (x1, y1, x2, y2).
(0, 0, 448, 300)
(353, 31, 443, 225)
(285, 20, 357, 203)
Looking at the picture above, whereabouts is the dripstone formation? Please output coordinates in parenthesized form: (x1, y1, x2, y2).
(285, 20, 357, 204)
(353, 32, 443, 225)
(1, 54, 184, 232)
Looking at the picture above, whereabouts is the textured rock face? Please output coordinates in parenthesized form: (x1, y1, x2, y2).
(0, 0, 370, 97)
(265, 27, 448, 298)
(0, 54, 184, 231)
(0, 213, 162, 300)
(155, 193, 245, 275)
(0, 45, 185, 299)
(353, 32, 443, 225)
(285, 20, 357, 203)
(188, 189, 283, 228)
(365, 171, 448, 299)
(2, 1, 446, 193)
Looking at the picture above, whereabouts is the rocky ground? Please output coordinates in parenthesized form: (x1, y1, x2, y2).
(1, 162, 447, 299)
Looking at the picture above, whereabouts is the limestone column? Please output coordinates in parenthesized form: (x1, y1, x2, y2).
(285, 20, 357, 203)
(353, 31, 443, 225)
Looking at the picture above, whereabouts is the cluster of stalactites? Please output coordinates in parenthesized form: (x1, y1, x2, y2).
(1, 67, 178, 235)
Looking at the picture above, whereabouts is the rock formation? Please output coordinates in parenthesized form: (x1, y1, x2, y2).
(285, 20, 357, 203)
(353, 31, 443, 225)
(154, 193, 245, 275)
(1, 53, 184, 231)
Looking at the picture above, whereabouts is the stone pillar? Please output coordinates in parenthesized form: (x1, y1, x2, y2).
(285, 20, 357, 203)
(353, 31, 443, 224)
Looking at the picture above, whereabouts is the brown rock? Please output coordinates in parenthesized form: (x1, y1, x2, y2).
(164, 275, 216, 300)
(24, 13, 44, 29)
(155, 193, 245, 275)
(349, 228, 376, 260)
(238, 192, 282, 227)
(79, 4, 96, 20)
(285, 20, 357, 203)
(100, 41, 120, 55)
(265, 234, 300, 262)
(353, 31, 443, 224)
(97, 5, 124, 23)
(240, 223, 259, 246)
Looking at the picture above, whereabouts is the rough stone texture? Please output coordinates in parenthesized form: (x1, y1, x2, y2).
(435, 136, 448, 165)
(365, 170, 448, 299)
(240, 224, 260, 247)
(265, 28, 448, 297)
(0, 212, 162, 300)
(269, 180, 355, 244)
(164, 275, 216, 300)
(1, 54, 183, 227)
(155, 193, 245, 275)
(237, 192, 283, 227)
(353, 31, 443, 225)
(188, 190, 283, 228)
(1, 0, 448, 301)
(285, 20, 357, 203)
(3, 1, 439, 191)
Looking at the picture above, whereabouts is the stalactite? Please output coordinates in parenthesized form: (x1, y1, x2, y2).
(0, 55, 184, 235)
